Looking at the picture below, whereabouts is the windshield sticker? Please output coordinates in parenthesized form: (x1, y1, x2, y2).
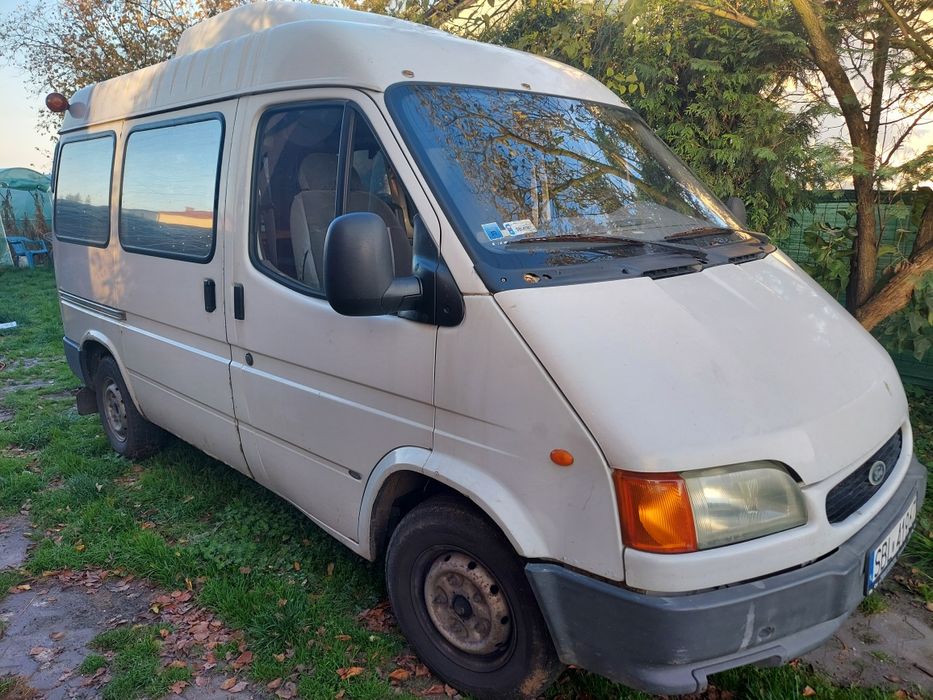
(503, 219, 537, 237)
(481, 222, 504, 241)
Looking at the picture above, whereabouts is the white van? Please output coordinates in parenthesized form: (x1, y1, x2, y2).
(51, 3, 925, 697)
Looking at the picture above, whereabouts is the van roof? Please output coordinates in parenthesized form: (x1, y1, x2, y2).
(61, 1, 621, 133)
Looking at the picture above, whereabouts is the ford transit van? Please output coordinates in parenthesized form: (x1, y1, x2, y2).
(52, 3, 926, 697)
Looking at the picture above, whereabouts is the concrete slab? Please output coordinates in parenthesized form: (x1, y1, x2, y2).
(0, 517, 32, 570)
(0, 575, 266, 699)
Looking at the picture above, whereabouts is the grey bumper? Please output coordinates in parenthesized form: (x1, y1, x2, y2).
(526, 456, 927, 695)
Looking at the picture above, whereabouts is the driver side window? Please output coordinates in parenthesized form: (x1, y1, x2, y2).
(252, 103, 417, 294)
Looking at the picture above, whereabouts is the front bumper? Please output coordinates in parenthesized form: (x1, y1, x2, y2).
(526, 455, 927, 695)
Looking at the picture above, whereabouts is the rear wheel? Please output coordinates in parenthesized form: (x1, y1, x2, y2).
(94, 355, 165, 459)
(386, 496, 561, 699)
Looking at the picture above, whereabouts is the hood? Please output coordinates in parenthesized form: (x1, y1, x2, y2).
(495, 252, 908, 484)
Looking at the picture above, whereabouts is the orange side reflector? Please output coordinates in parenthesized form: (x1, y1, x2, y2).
(550, 449, 574, 467)
(613, 471, 697, 553)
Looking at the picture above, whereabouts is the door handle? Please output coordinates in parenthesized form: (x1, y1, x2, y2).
(203, 279, 216, 313)
(233, 283, 245, 320)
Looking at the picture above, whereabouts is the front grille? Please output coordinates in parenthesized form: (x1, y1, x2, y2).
(826, 430, 902, 524)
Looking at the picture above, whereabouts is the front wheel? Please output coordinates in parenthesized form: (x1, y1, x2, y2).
(386, 496, 561, 699)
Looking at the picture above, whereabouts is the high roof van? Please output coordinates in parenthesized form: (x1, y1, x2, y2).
(51, 3, 925, 697)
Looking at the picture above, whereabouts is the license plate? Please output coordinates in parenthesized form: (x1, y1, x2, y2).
(865, 496, 917, 592)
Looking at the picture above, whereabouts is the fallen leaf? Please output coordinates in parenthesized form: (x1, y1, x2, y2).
(276, 681, 297, 699)
(230, 681, 248, 693)
(16, 584, 31, 591)
(50, 631, 66, 641)
(232, 650, 253, 669)
(273, 653, 286, 663)
(802, 687, 816, 697)
(169, 680, 188, 695)
(238, 566, 252, 575)
(267, 678, 283, 690)
(277, 598, 288, 607)
(326, 562, 335, 577)
(168, 660, 187, 669)
(335, 634, 351, 642)
(421, 684, 447, 696)
(337, 666, 364, 680)
(159, 628, 170, 639)
(388, 668, 410, 683)
(195, 675, 209, 687)
(334, 691, 345, 699)
(220, 678, 237, 690)
(75, 543, 85, 552)
(292, 561, 301, 571)
(444, 685, 457, 697)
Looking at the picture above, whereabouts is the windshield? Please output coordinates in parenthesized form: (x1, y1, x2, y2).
(387, 84, 765, 290)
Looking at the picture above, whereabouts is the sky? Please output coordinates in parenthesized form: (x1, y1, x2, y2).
(0, 0, 53, 173)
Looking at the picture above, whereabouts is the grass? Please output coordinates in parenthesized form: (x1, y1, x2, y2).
(87, 625, 190, 700)
(0, 266, 931, 700)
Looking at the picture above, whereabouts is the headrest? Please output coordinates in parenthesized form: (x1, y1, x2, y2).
(298, 153, 338, 191)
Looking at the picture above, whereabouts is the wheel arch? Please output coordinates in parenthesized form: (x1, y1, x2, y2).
(360, 448, 547, 564)
(78, 331, 144, 412)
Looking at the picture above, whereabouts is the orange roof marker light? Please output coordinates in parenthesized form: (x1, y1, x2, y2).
(549, 449, 574, 467)
(45, 92, 70, 113)
(613, 471, 698, 553)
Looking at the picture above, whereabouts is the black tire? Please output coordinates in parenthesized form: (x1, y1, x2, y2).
(386, 495, 562, 699)
(94, 355, 166, 459)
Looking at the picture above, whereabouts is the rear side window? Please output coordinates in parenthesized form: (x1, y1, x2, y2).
(120, 118, 223, 262)
(54, 134, 115, 246)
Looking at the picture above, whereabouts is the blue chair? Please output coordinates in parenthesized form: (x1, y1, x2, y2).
(6, 236, 51, 268)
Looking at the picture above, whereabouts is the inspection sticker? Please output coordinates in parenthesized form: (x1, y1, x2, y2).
(502, 219, 537, 237)
(481, 222, 504, 240)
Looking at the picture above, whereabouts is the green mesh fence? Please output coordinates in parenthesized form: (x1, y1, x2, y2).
(781, 190, 931, 390)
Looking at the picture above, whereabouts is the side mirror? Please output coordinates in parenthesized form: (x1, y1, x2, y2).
(323, 212, 422, 316)
(725, 197, 748, 228)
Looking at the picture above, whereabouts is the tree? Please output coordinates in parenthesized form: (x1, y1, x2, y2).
(0, 0, 245, 134)
(31, 191, 50, 239)
(685, 0, 933, 331)
(493, 0, 831, 238)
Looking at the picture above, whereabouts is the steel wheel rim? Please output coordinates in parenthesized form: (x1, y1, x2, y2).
(103, 380, 127, 442)
(422, 551, 512, 656)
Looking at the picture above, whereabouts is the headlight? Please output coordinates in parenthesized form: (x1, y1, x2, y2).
(613, 462, 807, 553)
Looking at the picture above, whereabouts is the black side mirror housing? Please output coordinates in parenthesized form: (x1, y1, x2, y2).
(323, 212, 422, 316)
(725, 196, 748, 228)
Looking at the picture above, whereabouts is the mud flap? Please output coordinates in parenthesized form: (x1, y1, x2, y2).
(75, 386, 98, 415)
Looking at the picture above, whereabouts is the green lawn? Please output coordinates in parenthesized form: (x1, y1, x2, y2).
(0, 267, 929, 700)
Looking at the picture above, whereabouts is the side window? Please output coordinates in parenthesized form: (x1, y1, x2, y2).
(54, 135, 115, 246)
(120, 118, 223, 262)
(252, 104, 416, 293)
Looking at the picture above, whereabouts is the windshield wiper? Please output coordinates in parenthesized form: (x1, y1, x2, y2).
(505, 234, 707, 260)
(664, 226, 736, 241)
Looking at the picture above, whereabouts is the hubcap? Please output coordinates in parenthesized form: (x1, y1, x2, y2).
(423, 552, 511, 655)
(103, 380, 127, 442)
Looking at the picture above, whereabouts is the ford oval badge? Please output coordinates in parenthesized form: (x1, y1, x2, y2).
(868, 460, 887, 486)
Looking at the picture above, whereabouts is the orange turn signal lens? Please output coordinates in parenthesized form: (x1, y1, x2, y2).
(549, 449, 574, 467)
(612, 471, 697, 553)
